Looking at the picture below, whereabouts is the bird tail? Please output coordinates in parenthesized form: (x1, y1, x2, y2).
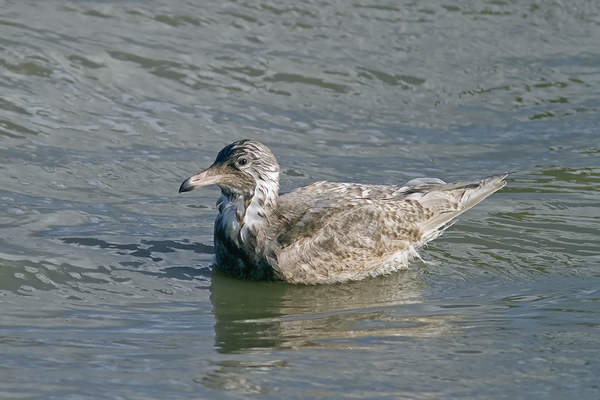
(417, 174, 507, 246)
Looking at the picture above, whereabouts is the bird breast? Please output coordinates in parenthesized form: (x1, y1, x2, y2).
(215, 196, 244, 244)
(216, 194, 268, 246)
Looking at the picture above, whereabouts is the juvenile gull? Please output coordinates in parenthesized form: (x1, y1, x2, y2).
(179, 139, 506, 284)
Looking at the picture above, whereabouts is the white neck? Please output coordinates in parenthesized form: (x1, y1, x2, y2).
(241, 170, 279, 231)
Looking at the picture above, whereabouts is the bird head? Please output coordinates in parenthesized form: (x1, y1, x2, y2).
(179, 140, 280, 199)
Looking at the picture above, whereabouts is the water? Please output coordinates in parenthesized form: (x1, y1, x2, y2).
(1, 0, 600, 398)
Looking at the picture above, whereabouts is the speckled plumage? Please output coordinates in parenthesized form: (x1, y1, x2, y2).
(179, 140, 506, 284)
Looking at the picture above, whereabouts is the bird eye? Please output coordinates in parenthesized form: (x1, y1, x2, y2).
(237, 157, 248, 166)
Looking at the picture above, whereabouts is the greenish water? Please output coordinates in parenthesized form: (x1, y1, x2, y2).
(1, 1, 599, 398)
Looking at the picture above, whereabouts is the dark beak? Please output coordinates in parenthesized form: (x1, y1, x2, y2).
(179, 167, 233, 193)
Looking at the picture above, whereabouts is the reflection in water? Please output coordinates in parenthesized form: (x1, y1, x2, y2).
(199, 359, 287, 395)
(209, 267, 456, 354)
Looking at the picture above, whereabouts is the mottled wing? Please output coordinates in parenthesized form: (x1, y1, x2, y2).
(274, 181, 406, 234)
(276, 198, 430, 284)
(274, 175, 506, 284)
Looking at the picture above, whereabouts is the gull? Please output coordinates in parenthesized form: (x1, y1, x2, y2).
(179, 139, 506, 284)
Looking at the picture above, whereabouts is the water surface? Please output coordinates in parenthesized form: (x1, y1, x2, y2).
(1, 1, 600, 399)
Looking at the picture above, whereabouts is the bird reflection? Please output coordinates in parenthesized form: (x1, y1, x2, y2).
(208, 266, 455, 354)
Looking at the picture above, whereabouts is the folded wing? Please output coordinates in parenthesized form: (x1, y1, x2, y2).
(274, 175, 506, 283)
